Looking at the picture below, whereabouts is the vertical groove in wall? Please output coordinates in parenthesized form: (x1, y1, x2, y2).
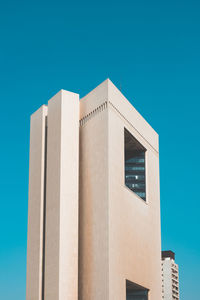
(42, 116, 48, 300)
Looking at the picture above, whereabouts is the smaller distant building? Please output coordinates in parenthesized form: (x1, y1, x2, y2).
(161, 251, 179, 300)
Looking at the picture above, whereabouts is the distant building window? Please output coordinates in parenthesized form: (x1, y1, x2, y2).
(124, 128, 146, 201)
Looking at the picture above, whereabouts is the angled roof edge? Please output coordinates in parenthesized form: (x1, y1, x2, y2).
(80, 78, 159, 152)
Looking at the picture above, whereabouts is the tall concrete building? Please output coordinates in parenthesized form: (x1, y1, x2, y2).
(26, 79, 162, 300)
(161, 251, 179, 300)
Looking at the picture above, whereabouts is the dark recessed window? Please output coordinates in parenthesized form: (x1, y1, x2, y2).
(124, 128, 146, 201)
(126, 280, 148, 300)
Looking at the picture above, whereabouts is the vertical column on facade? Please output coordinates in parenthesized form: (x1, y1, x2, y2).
(44, 90, 79, 300)
(26, 105, 48, 300)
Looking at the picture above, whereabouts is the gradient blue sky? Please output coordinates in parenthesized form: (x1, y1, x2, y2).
(0, 0, 200, 299)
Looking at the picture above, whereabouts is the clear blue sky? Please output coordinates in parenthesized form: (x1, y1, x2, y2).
(0, 0, 199, 299)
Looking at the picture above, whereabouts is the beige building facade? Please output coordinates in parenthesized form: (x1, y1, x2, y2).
(26, 79, 162, 300)
(161, 251, 179, 300)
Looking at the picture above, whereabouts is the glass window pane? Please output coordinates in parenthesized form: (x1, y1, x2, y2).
(124, 128, 146, 201)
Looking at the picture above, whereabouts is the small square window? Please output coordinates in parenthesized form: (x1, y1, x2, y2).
(124, 128, 146, 201)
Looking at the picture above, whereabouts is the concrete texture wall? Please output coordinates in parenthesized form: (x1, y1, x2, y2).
(27, 79, 162, 300)
(26, 105, 47, 300)
(162, 260, 173, 300)
(44, 90, 79, 300)
(79, 104, 109, 300)
(162, 259, 179, 300)
(79, 79, 162, 300)
(108, 81, 162, 300)
(27, 90, 79, 300)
